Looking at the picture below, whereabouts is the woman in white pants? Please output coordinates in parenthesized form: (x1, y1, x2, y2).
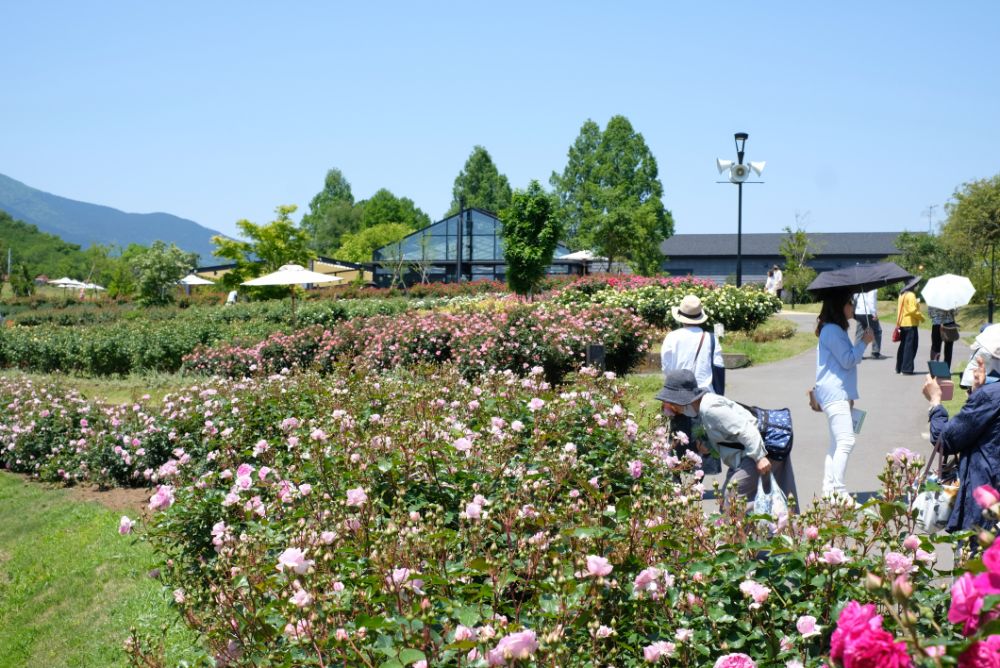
(814, 290, 874, 498)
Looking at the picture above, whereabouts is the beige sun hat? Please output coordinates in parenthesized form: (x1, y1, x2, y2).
(671, 294, 709, 326)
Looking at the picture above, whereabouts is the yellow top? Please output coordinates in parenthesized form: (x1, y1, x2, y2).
(896, 292, 924, 327)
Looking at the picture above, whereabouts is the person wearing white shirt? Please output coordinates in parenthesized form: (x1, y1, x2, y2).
(853, 289, 884, 359)
(661, 295, 724, 454)
(771, 265, 784, 300)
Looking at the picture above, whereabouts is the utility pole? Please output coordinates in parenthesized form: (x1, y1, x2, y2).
(924, 204, 937, 234)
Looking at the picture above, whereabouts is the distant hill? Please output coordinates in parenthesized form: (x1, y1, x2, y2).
(0, 173, 224, 261)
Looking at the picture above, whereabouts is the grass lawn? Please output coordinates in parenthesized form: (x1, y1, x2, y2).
(1, 370, 192, 405)
(0, 473, 202, 667)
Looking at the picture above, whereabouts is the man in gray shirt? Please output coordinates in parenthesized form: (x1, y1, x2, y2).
(853, 289, 884, 359)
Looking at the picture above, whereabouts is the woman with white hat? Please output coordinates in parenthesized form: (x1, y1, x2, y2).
(660, 295, 724, 451)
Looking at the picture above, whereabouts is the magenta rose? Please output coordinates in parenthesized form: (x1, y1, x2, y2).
(830, 601, 880, 661)
(841, 627, 912, 668)
(957, 635, 1000, 668)
(972, 484, 1000, 509)
(948, 571, 1000, 636)
(983, 542, 1000, 575)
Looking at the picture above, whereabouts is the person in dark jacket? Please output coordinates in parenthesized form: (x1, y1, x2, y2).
(923, 357, 1000, 533)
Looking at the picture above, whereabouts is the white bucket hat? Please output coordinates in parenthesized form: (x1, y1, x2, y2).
(671, 294, 709, 326)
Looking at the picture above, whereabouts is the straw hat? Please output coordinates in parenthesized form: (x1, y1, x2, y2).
(671, 294, 709, 325)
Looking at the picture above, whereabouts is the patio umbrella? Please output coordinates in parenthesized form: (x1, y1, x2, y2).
(241, 264, 343, 323)
(921, 274, 976, 310)
(807, 262, 913, 296)
(179, 274, 216, 286)
(81, 283, 106, 291)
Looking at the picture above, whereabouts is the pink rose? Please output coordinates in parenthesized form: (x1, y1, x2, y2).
(796, 615, 821, 638)
(713, 653, 757, 668)
(276, 547, 313, 575)
(487, 629, 538, 664)
(118, 515, 134, 535)
(950, 572, 985, 635)
(984, 542, 1000, 575)
(805, 526, 819, 540)
(973, 484, 1000, 509)
(957, 635, 1000, 668)
(884, 551, 915, 575)
(634, 567, 662, 595)
(830, 601, 881, 661)
(822, 546, 848, 565)
(148, 485, 175, 511)
(586, 555, 613, 577)
(643, 641, 676, 662)
(454, 625, 478, 641)
(902, 535, 920, 551)
(345, 487, 368, 507)
(628, 459, 643, 478)
(842, 627, 913, 668)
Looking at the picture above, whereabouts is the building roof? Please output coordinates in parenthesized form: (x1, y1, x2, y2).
(660, 232, 905, 257)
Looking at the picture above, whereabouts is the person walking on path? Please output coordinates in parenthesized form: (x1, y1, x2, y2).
(660, 294, 723, 448)
(765, 270, 777, 296)
(656, 369, 798, 508)
(853, 288, 884, 359)
(772, 265, 784, 301)
(923, 358, 1000, 536)
(929, 305, 958, 369)
(815, 290, 874, 498)
(895, 276, 924, 374)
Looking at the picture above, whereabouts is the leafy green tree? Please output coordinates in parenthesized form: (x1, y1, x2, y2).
(499, 181, 563, 297)
(211, 205, 315, 289)
(552, 116, 672, 275)
(9, 263, 34, 297)
(336, 223, 414, 264)
(132, 241, 197, 305)
(549, 120, 602, 248)
(779, 225, 819, 306)
(447, 146, 513, 216)
(0, 209, 90, 280)
(107, 259, 137, 299)
(357, 189, 431, 231)
(941, 173, 1000, 300)
(300, 169, 360, 254)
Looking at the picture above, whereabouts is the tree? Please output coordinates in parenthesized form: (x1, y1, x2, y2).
(132, 241, 197, 305)
(499, 181, 563, 297)
(550, 116, 673, 275)
(549, 120, 602, 248)
(357, 189, 431, 231)
(447, 146, 513, 216)
(941, 174, 1000, 301)
(212, 205, 315, 289)
(299, 169, 360, 254)
(779, 223, 819, 306)
(336, 222, 415, 264)
(9, 263, 34, 297)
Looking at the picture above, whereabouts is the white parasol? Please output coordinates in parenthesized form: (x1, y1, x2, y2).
(179, 274, 216, 286)
(921, 274, 976, 311)
(242, 264, 343, 324)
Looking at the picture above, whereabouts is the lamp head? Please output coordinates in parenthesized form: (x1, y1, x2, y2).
(734, 132, 749, 163)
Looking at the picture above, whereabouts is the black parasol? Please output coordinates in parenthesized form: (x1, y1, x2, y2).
(807, 262, 914, 296)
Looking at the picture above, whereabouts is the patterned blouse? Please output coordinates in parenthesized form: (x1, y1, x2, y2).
(928, 307, 957, 325)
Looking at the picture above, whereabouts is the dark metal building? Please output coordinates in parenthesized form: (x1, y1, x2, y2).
(659, 232, 905, 284)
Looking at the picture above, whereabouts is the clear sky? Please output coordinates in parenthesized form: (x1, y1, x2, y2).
(2, 1, 998, 240)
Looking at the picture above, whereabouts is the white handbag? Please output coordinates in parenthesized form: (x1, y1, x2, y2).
(911, 438, 960, 534)
(753, 473, 789, 520)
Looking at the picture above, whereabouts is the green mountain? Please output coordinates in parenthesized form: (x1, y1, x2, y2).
(0, 173, 223, 262)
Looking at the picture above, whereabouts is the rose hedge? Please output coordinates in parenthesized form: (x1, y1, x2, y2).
(182, 303, 650, 383)
(1, 367, 985, 666)
(551, 279, 781, 332)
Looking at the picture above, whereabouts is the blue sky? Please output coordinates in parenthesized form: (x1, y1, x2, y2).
(2, 1, 998, 240)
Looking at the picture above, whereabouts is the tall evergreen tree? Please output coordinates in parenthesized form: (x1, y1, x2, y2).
(447, 146, 513, 215)
(300, 169, 361, 254)
(499, 181, 562, 297)
(550, 116, 674, 275)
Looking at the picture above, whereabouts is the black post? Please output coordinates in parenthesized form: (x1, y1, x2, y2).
(736, 182, 743, 287)
(455, 203, 463, 283)
(990, 242, 996, 324)
(586, 343, 606, 370)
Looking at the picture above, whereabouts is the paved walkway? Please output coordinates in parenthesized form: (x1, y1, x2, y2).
(704, 312, 974, 507)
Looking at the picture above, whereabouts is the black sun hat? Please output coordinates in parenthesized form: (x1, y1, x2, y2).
(655, 369, 708, 405)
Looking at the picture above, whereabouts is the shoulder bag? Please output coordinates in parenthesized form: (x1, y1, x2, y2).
(693, 331, 725, 395)
(892, 302, 903, 343)
(940, 322, 960, 343)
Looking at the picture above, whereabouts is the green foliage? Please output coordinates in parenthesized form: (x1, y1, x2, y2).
(299, 168, 360, 254)
(550, 116, 673, 275)
(336, 222, 415, 263)
(211, 205, 315, 290)
(499, 180, 563, 296)
(779, 226, 819, 305)
(447, 145, 513, 215)
(0, 209, 91, 281)
(132, 241, 196, 306)
(941, 173, 1000, 301)
(358, 188, 431, 231)
(9, 263, 34, 297)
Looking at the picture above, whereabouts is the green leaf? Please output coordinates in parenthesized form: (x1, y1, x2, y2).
(456, 606, 480, 627)
(982, 594, 1000, 613)
(398, 649, 426, 665)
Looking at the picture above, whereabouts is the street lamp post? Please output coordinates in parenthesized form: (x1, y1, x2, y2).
(717, 133, 765, 287)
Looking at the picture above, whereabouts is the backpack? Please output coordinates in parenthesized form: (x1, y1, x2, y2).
(737, 403, 794, 461)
